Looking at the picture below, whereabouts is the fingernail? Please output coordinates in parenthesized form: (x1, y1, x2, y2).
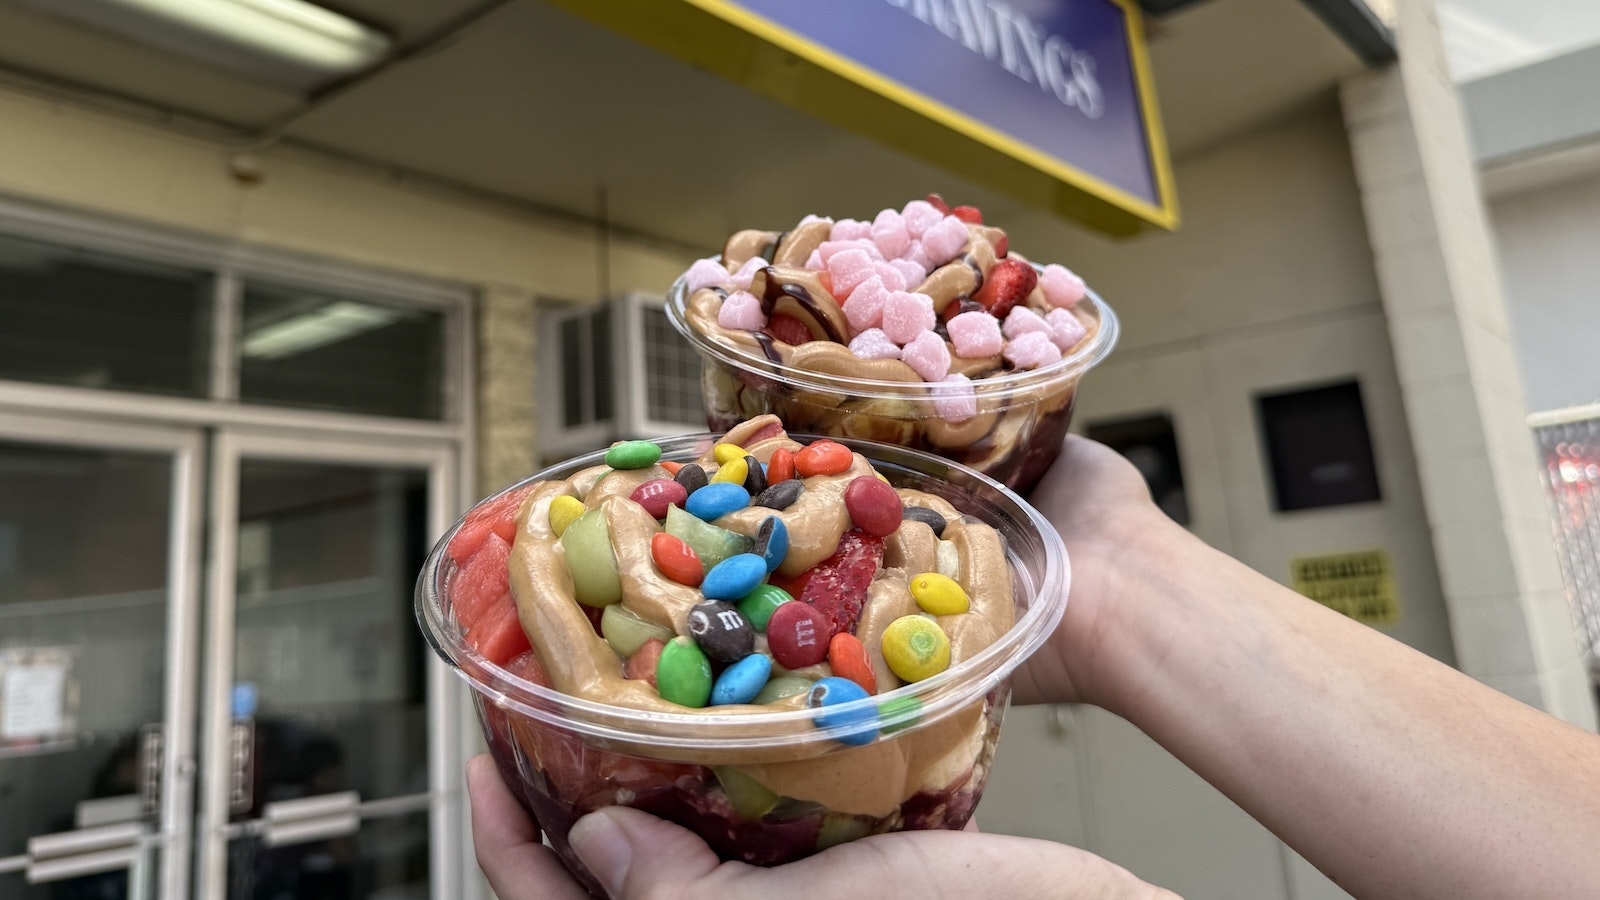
(569, 810, 631, 898)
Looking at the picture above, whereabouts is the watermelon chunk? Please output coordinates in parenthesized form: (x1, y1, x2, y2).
(466, 602, 531, 665)
(450, 532, 512, 629)
(447, 484, 535, 564)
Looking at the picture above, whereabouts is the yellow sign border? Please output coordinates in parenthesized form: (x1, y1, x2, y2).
(544, 0, 1179, 236)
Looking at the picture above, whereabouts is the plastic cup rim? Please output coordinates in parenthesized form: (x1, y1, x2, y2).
(662, 257, 1120, 404)
(415, 432, 1070, 752)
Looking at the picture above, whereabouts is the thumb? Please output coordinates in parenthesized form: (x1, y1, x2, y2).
(569, 806, 1178, 899)
(568, 806, 725, 898)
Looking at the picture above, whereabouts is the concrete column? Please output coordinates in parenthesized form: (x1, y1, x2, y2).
(1340, 0, 1594, 728)
(476, 286, 540, 497)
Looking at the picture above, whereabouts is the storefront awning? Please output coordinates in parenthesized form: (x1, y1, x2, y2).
(547, 0, 1180, 236)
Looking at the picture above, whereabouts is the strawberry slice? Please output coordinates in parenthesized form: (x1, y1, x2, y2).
(924, 193, 951, 215)
(767, 567, 812, 599)
(799, 530, 884, 637)
(764, 312, 812, 346)
(994, 234, 1009, 258)
(950, 205, 983, 224)
(940, 298, 985, 321)
(972, 258, 1037, 319)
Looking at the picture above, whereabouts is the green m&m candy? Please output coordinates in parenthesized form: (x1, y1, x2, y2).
(656, 636, 712, 708)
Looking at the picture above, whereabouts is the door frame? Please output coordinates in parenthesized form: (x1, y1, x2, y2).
(0, 410, 205, 899)
(198, 427, 461, 900)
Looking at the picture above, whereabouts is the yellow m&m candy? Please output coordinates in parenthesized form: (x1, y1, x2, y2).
(548, 495, 585, 537)
(881, 615, 951, 683)
(909, 573, 969, 615)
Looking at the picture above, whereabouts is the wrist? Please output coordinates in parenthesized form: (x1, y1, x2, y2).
(1061, 506, 1198, 712)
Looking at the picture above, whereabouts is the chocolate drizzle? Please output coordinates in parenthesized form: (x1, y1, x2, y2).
(779, 285, 844, 343)
(753, 332, 783, 363)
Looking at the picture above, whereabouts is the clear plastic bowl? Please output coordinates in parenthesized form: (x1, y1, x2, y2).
(665, 262, 1120, 494)
(416, 434, 1068, 895)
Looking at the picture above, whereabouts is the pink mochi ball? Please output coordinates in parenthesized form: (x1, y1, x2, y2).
(828, 249, 877, 298)
(1002, 331, 1063, 370)
(872, 261, 908, 293)
(901, 331, 952, 382)
(888, 258, 927, 288)
(933, 374, 977, 422)
(842, 275, 890, 333)
(683, 258, 730, 294)
(1046, 308, 1088, 351)
(881, 291, 937, 344)
(947, 311, 1004, 358)
(901, 199, 943, 237)
(717, 290, 767, 331)
(848, 328, 902, 361)
(729, 256, 768, 291)
(831, 219, 872, 241)
(1039, 264, 1087, 308)
(871, 208, 911, 260)
(1002, 307, 1050, 341)
(920, 215, 971, 266)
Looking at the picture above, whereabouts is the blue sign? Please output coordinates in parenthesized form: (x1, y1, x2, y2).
(545, 0, 1178, 234)
(733, 0, 1167, 219)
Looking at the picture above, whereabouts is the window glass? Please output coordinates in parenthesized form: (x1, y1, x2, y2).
(239, 282, 445, 420)
(0, 234, 213, 397)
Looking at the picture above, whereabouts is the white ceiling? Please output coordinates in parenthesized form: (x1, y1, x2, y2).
(0, 0, 1367, 252)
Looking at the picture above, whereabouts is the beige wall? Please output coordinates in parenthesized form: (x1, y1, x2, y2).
(987, 102, 1437, 900)
(0, 85, 690, 303)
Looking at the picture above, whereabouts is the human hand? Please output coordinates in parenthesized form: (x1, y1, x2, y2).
(1015, 434, 1181, 708)
(467, 754, 1175, 899)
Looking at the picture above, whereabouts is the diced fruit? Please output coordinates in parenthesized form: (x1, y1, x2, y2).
(665, 505, 753, 571)
(753, 674, 814, 704)
(950, 205, 983, 224)
(764, 313, 812, 346)
(560, 509, 623, 607)
(446, 483, 535, 563)
(466, 602, 531, 665)
(799, 530, 884, 637)
(817, 812, 873, 850)
(924, 192, 951, 214)
(715, 766, 782, 820)
(450, 531, 511, 629)
(972, 257, 1037, 319)
(603, 604, 675, 657)
(624, 638, 665, 686)
(502, 647, 553, 689)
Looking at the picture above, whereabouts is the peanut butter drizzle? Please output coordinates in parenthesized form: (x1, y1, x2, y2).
(504, 420, 1018, 816)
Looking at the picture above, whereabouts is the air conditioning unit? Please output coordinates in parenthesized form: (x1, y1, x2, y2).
(537, 292, 707, 461)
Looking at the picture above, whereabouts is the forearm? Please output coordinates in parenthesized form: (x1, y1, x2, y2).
(1092, 518, 1600, 898)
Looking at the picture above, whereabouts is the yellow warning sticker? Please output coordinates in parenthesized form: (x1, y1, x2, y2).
(1290, 550, 1399, 625)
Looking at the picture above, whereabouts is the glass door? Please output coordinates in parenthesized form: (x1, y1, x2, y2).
(0, 412, 204, 899)
(198, 430, 457, 900)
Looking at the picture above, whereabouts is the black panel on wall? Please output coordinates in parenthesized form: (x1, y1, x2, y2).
(1086, 412, 1191, 526)
(1256, 380, 1382, 512)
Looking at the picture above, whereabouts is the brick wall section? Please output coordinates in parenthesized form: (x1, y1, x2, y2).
(476, 286, 540, 497)
(1340, 0, 1595, 727)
